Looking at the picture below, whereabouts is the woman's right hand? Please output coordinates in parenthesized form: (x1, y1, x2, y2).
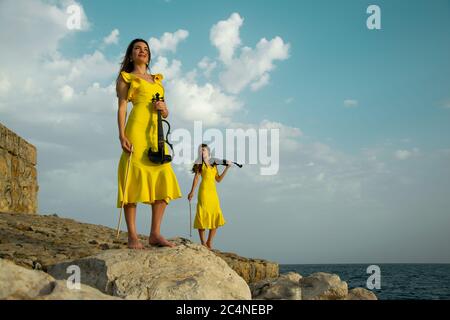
(120, 135, 133, 153)
(187, 191, 194, 201)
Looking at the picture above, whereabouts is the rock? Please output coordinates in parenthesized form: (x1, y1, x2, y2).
(281, 271, 302, 282)
(250, 272, 302, 300)
(0, 212, 278, 284)
(32, 261, 42, 270)
(250, 272, 379, 301)
(0, 258, 119, 300)
(99, 243, 109, 250)
(0, 258, 54, 299)
(35, 280, 122, 300)
(345, 287, 378, 300)
(213, 250, 279, 284)
(299, 272, 348, 300)
(47, 241, 252, 300)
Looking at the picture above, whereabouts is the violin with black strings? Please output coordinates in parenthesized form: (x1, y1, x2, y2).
(147, 92, 174, 164)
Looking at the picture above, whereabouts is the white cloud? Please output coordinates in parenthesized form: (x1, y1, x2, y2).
(151, 56, 182, 79)
(250, 73, 270, 91)
(198, 56, 217, 78)
(259, 119, 302, 136)
(228, 119, 303, 153)
(148, 29, 189, 55)
(60, 85, 74, 101)
(442, 100, 450, 109)
(344, 99, 358, 108)
(285, 97, 294, 104)
(394, 148, 420, 160)
(218, 36, 290, 94)
(210, 12, 244, 64)
(103, 28, 119, 45)
(316, 172, 325, 181)
(394, 150, 412, 160)
(0, 0, 89, 63)
(43, 50, 118, 91)
(166, 77, 243, 126)
(150, 53, 242, 126)
(0, 74, 11, 96)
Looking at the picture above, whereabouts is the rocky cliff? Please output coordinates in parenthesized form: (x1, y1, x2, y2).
(0, 211, 278, 284)
(0, 212, 377, 300)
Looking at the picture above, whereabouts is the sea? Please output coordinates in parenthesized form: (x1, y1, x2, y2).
(279, 264, 450, 300)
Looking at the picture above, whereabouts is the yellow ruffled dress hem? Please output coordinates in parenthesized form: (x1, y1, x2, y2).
(116, 153, 182, 208)
(193, 205, 227, 230)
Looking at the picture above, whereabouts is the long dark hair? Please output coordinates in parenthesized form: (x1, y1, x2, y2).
(191, 143, 215, 174)
(116, 38, 151, 85)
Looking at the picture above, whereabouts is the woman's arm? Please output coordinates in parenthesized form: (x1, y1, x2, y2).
(188, 172, 201, 200)
(215, 163, 231, 183)
(116, 76, 132, 152)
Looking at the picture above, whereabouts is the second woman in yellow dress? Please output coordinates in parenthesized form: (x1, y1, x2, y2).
(188, 144, 230, 250)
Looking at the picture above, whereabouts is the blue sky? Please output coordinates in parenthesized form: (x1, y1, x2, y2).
(64, 0, 450, 153)
(1, 0, 450, 264)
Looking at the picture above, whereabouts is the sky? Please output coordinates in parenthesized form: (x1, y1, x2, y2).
(0, 0, 449, 264)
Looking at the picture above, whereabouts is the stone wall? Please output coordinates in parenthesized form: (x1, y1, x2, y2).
(0, 123, 38, 214)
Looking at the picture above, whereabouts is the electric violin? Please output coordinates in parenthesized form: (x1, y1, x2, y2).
(147, 92, 174, 164)
(209, 157, 243, 168)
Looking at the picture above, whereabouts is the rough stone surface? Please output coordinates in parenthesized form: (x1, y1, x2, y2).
(299, 272, 348, 300)
(0, 258, 119, 300)
(35, 280, 122, 300)
(0, 212, 127, 271)
(213, 250, 279, 284)
(0, 212, 277, 284)
(47, 246, 252, 300)
(0, 258, 54, 299)
(250, 272, 302, 300)
(345, 287, 378, 300)
(0, 123, 38, 214)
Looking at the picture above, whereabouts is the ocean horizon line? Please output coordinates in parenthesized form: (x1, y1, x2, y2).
(280, 262, 450, 266)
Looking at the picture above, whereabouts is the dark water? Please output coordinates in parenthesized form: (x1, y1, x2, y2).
(280, 264, 450, 300)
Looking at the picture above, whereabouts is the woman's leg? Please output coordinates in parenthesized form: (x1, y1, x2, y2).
(198, 229, 206, 246)
(149, 199, 175, 247)
(206, 228, 217, 250)
(124, 203, 144, 249)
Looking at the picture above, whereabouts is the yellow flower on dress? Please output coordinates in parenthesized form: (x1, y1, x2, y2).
(154, 74, 164, 82)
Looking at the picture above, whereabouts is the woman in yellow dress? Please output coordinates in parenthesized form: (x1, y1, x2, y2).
(187, 144, 230, 250)
(116, 38, 182, 249)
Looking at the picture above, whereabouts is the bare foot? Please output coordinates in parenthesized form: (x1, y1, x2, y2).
(201, 242, 210, 250)
(148, 234, 176, 248)
(206, 241, 213, 250)
(128, 237, 144, 250)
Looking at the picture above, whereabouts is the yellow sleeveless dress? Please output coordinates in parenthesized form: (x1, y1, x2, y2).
(116, 71, 182, 207)
(193, 163, 227, 229)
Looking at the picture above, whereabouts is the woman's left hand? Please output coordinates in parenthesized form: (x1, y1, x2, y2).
(154, 100, 167, 111)
(154, 100, 168, 117)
